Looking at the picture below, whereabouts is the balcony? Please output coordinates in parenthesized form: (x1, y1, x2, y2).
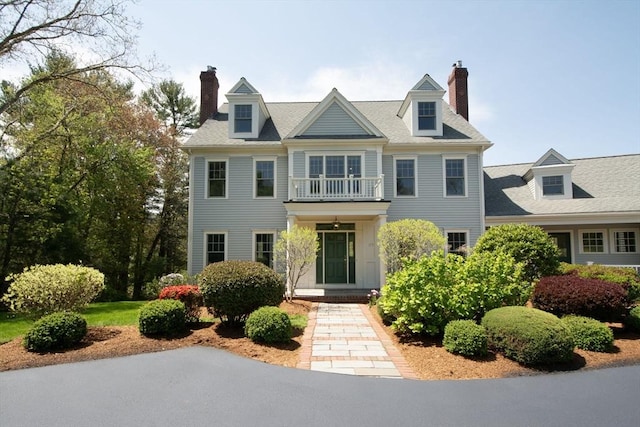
(289, 175, 384, 201)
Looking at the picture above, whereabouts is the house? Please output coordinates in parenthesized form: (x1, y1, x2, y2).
(183, 63, 491, 291)
(484, 150, 640, 268)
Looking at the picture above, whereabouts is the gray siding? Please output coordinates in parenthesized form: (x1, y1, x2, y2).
(365, 150, 378, 177)
(540, 154, 564, 166)
(233, 83, 253, 94)
(416, 80, 437, 90)
(292, 151, 305, 177)
(302, 103, 369, 136)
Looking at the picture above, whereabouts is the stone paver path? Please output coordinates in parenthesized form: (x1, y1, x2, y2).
(297, 303, 418, 379)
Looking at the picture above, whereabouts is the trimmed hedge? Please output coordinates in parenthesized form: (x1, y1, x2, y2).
(199, 261, 285, 324)
(561, 263, 640, 303)
(244, 306, 292, 343)
(443, 320, 488, 357)
(138, 299, 187, 336)
(625, 306, 640, 332)
(482, 306, 574, 365)
(532, 275, 628, 321)
(159, 285, 202, 322)
(23, 311, 87, 352)
(561, 315, 614, 352)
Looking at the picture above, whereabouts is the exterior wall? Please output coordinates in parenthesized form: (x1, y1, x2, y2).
(302, 103, 368, 136)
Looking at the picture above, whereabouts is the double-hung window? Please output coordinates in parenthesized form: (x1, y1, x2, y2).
(542, 175, 564, 196)
(611, 229, 637, 253)
(234, 104, 252, 133)
(395, 158, 416, 196)
(418, 101, 436, 130)
(255, 160, 275, 197)
(208, 161, 226, 198)
(255, 233, 275, 268)
(206, 233, 226, 264)
(445, 158, 466, 196)
(580, 230, 606, 253)
(446, 231, 468, 257)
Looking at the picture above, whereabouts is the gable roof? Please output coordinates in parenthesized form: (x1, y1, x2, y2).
(228, 77, 259, 94)
(533, 148, 572, 167)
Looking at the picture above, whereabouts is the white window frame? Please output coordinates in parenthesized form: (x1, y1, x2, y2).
(253, 231, 277, 268)
(610, 228, 639, 254)
(445, 229, 469, 256)
(304, 152, 365, 178)
(542, 175, 564, 196)
(229, 101, 258, 138)
(253, 157, 277, 199)
(206, 158, 229, 199)
(411, 97, 443, 137)
(417, 101, 437, 131)
(393, 155, 418, 198)
(204, 231, 228, 265)
(442, 155, 468, 198)
(578, 229, 608, 254)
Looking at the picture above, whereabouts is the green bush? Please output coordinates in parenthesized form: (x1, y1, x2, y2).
(376, 295, 395, 325)
(377, 219, 446, 273)
(379, 251, 529, 335)
(23, 311, 87, 352)
(625, 306, 640, 332)
(475, 224, 560, 283)
(561, 315, 614, 352)
(138, 299, 186, 336)
(2, 264, 105, 316)
(199, 260, 285, 324)
(244, 306, 292, 343)
(561, 263, 640, 303)
(482, 306, 575, 365)
(443, 320, 488, 357)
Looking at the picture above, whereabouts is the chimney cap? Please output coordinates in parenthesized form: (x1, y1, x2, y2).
(453, 60, 463, 68)
(206, 65, 216, 72)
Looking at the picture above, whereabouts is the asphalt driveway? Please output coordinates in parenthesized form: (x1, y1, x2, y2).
(1, 346, 638, 426)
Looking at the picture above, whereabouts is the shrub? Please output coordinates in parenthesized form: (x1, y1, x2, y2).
(2, 264, 105, 316)
(482, 306, 574, 365)
(625, 306, 640, 332)
(244, 306, 292, 343)
(199, 260, 285, 324)
(159, 273, 186, 287)
(376, 297, 395, 325)
(532, 275, 628, 321)
(561, 315, 614, 352)
(379, 251, 529, 335)
(377, 219, 446, 273)
(561, 263, 640, 303)
(158, 285, 202, 322)
(443, 320, 488, 357)
(474, 224, 560, 283)
(138, 299, 186, 336)
(23, 311, 87, 352)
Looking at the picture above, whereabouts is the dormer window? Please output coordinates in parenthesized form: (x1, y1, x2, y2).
(418, 102, 436, 130)
(523, 149, 575, 200)
(542, 175, 564, 196)
(397, 74, 445, 137)
(234, 105, 252, 133)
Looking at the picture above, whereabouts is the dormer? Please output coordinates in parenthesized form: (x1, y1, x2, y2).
(225, 78, 270, 139)
(523, 149, 575, 200)
(397, 74, 446, 137)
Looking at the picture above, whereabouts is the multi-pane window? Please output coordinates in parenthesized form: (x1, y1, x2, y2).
(255, 233, 274, 268)
(234, 104, 252, 133)
(447, 232, 468, 257)
(396, 158, 415, 196)
(255, 160, 274, 197)
(613, 230, 637, 253)
(208, 161, 226, 197)
(418, 101, 436, 130)
(543, 175, 564, 196)
(206, 234, 225, 264)
(309, 155, 362, 194)
(581, 231, 605, 253)
(445, 159, 465, 196)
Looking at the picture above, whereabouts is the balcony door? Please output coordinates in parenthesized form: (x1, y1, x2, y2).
(309, 155, 361, 195)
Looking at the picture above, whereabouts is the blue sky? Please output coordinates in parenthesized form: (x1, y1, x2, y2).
(97, 1, 640, 165)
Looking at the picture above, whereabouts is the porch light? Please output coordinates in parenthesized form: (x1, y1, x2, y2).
(332, 217, 340, 230)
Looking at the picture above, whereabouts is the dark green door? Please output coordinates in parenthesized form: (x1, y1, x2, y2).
(549, 232, 572, 263)
(324, 233, 347, 283)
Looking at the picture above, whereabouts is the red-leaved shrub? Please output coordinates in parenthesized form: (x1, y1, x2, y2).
(158, 285, 202, 322)
(532, 275, 627, 321)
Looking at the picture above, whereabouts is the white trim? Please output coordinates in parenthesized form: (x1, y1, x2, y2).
(393, 155, 418, 198)
(485, 211, 640, 226)
(578, 229, 608, 254)
(229, 102, 257, 138)
(203, 231, 228, 265)
(444, 229, 469, 256)
(205, 158, 229, 199)
(187, 154, 195, 274)
(252, 230, 277, 267)
(253, 156, 277, 199)
(411, 97, 443, 137)
(442, 155, 468, 198)
(610, 228, 639, 254)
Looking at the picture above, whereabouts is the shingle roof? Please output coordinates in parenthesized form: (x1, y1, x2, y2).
(183, 100, 490, 148)
(484, 154, 640, 217)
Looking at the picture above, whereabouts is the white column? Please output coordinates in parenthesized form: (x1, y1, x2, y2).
(377, 214, 388, 287)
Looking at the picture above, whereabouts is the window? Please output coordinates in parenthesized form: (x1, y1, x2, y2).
(234, 104, 252, 133)
(580, 231, 606, 253)
(447, 231, 468, 257)
(612, 230, 638, 253)
(445, 158, 466, 196)
(418, 102, 436, 130)
(308, 155, 362, 195)
(395, 158, 416, 196)
(208, 161, 226, 197)
(255, 233, 275, 267)
(206, 233, 225, 264)
(543, 175, 564, 196)
(255, 160, 275, 197)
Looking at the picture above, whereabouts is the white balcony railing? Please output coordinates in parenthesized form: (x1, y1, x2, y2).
(289, 174, 384, 201)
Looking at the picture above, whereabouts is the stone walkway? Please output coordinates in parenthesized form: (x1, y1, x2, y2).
(297, 303, 418, 379)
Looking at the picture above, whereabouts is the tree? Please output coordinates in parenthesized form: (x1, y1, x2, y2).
(377, 219, 446, 273)
(474, 223, 560, 283)
(274, 225, 319, 302)
(141, 80, 198, 137)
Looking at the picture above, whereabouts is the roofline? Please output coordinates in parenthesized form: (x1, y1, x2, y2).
(484, 152, 640, 169)
(485, 211, 640, 226)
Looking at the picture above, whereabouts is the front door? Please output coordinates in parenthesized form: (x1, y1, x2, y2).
(325, 233, 347, 283)
(549, 232, 572, 264)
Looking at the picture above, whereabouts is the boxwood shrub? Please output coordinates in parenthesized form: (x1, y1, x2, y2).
(23, 311, 87, 352)
(199, 260, 285, 324)
(625, 306, 640, 332)
(244, 306, 292, 343)
(442, 320, 487, 357)
(532, 275, 628, 321)
(138, 299, 187, 336)
(561, 315, 614, 352)
(481, 306, 574, 365)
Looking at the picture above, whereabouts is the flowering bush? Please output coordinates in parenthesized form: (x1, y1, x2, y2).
(159, 273, 186, 287)
(158, 285, 202, 322)
(2, 264, 105, 316)
(367, 289, 380, 307)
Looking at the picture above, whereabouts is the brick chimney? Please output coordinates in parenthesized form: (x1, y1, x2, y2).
(447, 60, 469, 121)
(199, 66, 219, 125)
